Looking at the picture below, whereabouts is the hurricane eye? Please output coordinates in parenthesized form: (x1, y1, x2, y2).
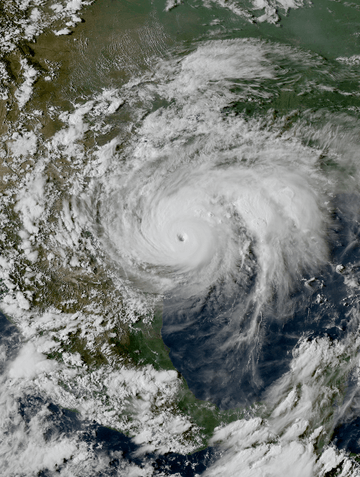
(177, 233, 186, 242)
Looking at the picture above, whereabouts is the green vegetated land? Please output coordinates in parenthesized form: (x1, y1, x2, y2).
(112, 305, 245, 448)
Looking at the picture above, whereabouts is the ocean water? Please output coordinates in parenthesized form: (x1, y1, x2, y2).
(1, 0, 360, 475)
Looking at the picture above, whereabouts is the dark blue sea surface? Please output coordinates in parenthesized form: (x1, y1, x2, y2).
(162, 193, 360, 410)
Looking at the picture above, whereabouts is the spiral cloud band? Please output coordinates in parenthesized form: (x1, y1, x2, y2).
(81, 39, 330, 321)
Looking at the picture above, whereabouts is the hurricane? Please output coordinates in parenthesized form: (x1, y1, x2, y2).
(87, 40, 328, 304)
(97, 126, 327, 302)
